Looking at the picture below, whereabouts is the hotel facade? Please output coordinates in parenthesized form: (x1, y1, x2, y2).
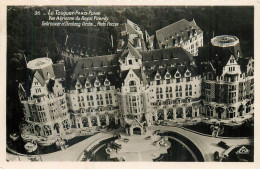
(18, 19, 254, 138)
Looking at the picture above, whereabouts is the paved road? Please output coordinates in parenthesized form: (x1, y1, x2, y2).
(7, 132, 113, 161)
(149, 126, 253, 161)
(7, 126, 252, 161)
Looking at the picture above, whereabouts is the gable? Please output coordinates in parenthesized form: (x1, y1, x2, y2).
(124, 69, 140, 85)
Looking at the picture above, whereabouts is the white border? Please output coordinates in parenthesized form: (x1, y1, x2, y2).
(0, 1, 259, 169)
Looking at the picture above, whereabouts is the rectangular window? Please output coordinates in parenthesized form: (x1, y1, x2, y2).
(128, 60, 132, 65)
(166, 79, 170, 84)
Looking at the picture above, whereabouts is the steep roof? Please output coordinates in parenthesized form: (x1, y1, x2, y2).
(237, 58, 250, 73)
(198, 43, 243, 76)
(33, 71, 45, 86)
(155, 19, 203, 48)
(122, 19, 141, 35)
(120, 43, 142, 60)
(61, 33, 111, 57)
(53, 63, 65, 79)
(120, 68, 148, 85)
(66, 54, 121, 90)
(140, 47, 198, 81)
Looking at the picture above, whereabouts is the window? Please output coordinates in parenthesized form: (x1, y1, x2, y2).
(128, 60, 133, 65)
(166, 79, 170, 84)
(129, 81, 136, 86)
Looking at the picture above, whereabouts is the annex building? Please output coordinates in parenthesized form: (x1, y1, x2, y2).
(17, 19, 254, 139)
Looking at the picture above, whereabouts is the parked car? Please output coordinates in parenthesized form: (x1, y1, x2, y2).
(123, 138, 129, 143)
(218, 141, 229, 149)
(214, 151, 220, 161)
(155, 121, 160, 126)
(145, 136, 151, 140)
(162, 121, 169, 126)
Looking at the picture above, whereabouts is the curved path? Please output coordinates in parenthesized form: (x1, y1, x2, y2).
(167, 136, 198, 161)
(7, 132, 113, 161)
(149, 126, 253, 161)
(7, 126, 253, 161)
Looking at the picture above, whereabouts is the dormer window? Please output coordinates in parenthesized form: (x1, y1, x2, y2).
(208, 72, 213, 80)
(155, 73, 161, 80)
(85, 82, 91, 88)
(165, 72, 171, 79)
(95, 81, 100, 86)
(230, 58, 235, 63)
(128, 60, 133, 65)
(104, 79, 110, 86)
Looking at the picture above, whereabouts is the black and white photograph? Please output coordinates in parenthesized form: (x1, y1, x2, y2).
(5, 5, 255, 163)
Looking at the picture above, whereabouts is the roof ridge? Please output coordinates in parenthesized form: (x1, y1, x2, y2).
(155, 19, 188, 33)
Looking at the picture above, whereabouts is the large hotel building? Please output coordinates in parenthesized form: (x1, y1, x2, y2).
(17, 19, 254, 138)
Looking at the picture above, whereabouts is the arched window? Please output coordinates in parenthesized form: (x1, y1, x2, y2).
(89, 108, 94, 113)
(187, 98, 191, 103)
(175, 73, 180, 77)
(177, 99, 181, 104)
(85, 82, 91, 87)
(208, 72, 213, 80)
